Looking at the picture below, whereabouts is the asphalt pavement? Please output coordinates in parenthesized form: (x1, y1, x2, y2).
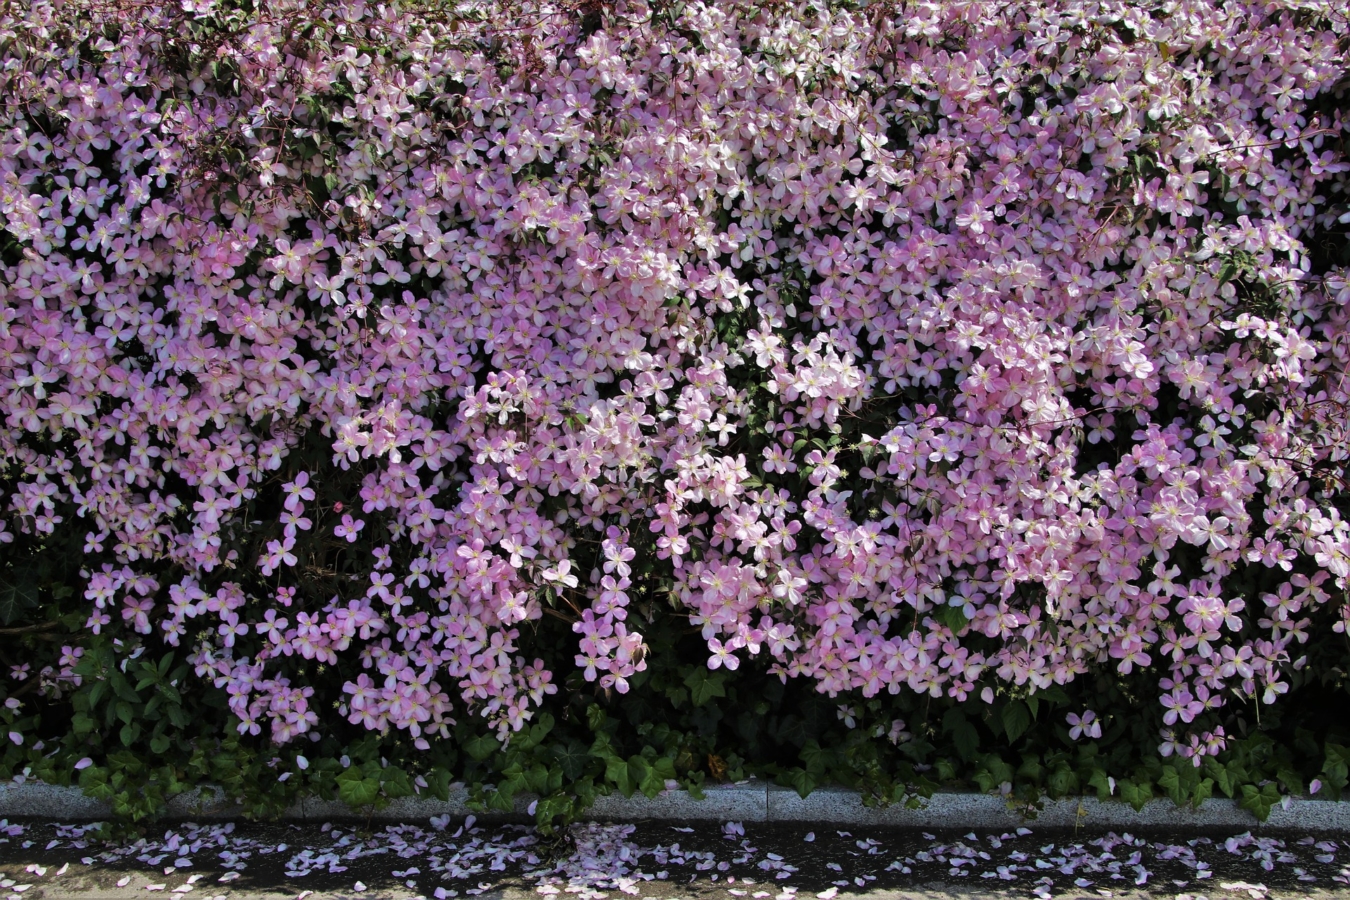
(1, 815, 1348, 900)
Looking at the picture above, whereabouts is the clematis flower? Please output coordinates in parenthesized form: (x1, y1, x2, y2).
(333, 515, 365, 542)
(1067, 710, 1101, 741)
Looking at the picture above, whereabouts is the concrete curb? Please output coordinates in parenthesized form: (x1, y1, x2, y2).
(2, 780, 1348, 830)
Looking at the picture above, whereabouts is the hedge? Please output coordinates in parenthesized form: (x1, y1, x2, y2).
(0, 0, 1348, 832)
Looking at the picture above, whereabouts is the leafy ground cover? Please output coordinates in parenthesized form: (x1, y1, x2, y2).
(0, 0, 1349, 829)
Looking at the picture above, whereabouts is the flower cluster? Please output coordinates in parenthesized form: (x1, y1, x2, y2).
(0, 0, 1347, 761)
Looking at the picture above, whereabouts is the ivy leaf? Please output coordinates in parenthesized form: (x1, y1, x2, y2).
(1119, 779, 1152, 811)
(972, 764, 999, 794)
(1320, 743, 1349, 797)
(1225, 758, 1251, 791)
(1276, 766, 1304, 796)
(1191, 777, 1214, 807)
(424, 767, 454, 801)
(634, 757, 665, 798)
(800, 740, 831, 777)
(683, 668, 727, 707)
(786, 767, 816, 799)
(607, 755, 635, 796)
(463, 734, 499, 762)
(79, 766, 113, 801)
(1087, 768, 1114, 800)
(1001, 701, 1032, 744)
(942, 708, 979, 762)
(551, 742, 591, 781)
(1036, 685, 1071, 707)
(0, 569, 39, 625)
(1204, 757, 1235, 797)
(523, 763, 552, 795)
(381, 767, 413, 799)
(586, 704, 613, 734)
(338, 772, 381, 808)
(772, 715, 810, 748)
(1159, 766, 1183, 805)
(534, 793, 572, 828)
(1239, 782, 1281, 821)
(652, 756, 677, 781)
(1048, 764, 1077, 798)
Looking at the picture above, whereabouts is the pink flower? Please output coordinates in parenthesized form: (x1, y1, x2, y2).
(283, 471, 315, 512)
(1067, 711, 1101, 741)
(707, 638, 738, 671)
(334, 514, 365, 542)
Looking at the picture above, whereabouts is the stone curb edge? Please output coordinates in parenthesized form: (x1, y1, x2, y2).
(1, 781, 1346, 831)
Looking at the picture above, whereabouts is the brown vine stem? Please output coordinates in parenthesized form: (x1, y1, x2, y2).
(540, 606, 578, 625)
(0, 621, 63, 636)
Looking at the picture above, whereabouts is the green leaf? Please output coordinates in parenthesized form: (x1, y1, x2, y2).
(463, 734, 499, 762)
(0, 569, 39, 625)
(1159, 766, 1184, 805)
(772, 715, 810, 748)
(942, 709, 979, 762)
(801, 740, 831, 777)
(1001, 702, 1032, 744)
(551, 742, 591, 781)
(1119, 779, 1152, 811)
(973, 754, 1014, 794)
(634, 757, 665, 798)
(1087, 768, 1115, 800)
(111, 674, 140, 705)
(586, 704, 613, 734)
(683, 668, 727, 707)
(607, 755, 635, 796)
(933, 605, 969, 632)
(87, 680, 108, 709)
(79, 766, 113, 801)
(534, 793, 573, 829)
(1205, 757, 1236, 798)
(527, 713, 555, 747)
(1239, 782, 1281, 821)
(1047, 764, 1078, 797)
(787, 767, 817, 799)
(337, 770, 381, 807)
(1321, 743, 1349, 797)
(381, 767, 413, 799)
(1276, 767, 1304, 797)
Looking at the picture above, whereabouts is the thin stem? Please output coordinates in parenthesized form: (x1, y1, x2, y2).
(0, 621, 63, 636)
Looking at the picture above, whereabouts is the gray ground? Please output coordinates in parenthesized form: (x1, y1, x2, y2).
(1, 817, 1347, 900)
